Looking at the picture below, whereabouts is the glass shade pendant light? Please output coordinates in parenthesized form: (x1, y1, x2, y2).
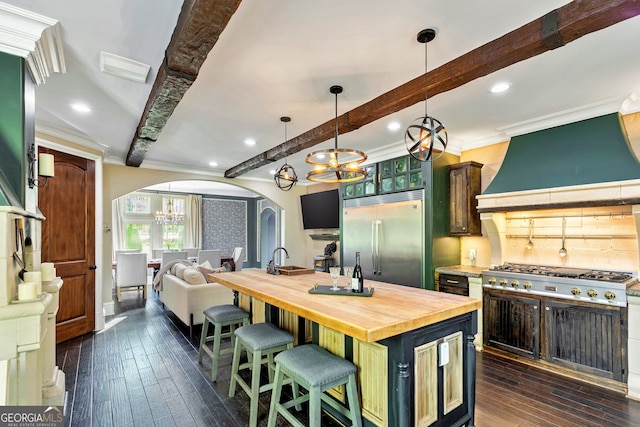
(274, 116, 298, 191)
(405, 28, 448, 162)
(306, 85, 367, 183)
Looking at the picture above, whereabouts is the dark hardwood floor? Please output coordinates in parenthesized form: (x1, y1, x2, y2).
(57, 289, 640, 426)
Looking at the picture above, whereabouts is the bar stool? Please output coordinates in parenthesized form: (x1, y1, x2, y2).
(198, 304, 250, 382)
(229, 322, 295, 427)
(267, 344, 363, 427)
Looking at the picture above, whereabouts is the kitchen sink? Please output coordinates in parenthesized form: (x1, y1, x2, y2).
(277, 266, 315, 276)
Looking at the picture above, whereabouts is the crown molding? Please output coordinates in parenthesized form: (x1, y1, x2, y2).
(496, 96, 631, 137)
(0, 2, 65, 84)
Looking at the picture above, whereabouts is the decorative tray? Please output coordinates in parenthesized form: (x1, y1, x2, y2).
(309, 285, 374, 297)
(278, 266, 315, 276)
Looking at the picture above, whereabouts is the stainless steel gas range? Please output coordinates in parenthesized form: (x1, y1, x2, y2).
(482, 263, 635, 307)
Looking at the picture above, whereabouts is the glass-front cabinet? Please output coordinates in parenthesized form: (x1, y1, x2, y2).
(343, 164, 377, 199)
(343, 155, 423, 199)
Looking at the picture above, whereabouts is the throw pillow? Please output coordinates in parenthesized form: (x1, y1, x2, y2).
(183, 267, 207, 285)
(175, 263, 189, 280)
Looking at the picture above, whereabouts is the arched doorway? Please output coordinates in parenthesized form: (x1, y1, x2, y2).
(260, 207, 276, 268)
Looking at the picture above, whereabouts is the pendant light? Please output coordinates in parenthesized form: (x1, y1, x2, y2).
(306, 85, 367, 183)
(405, 28, 448, 162)
(274, 116, 298, 191)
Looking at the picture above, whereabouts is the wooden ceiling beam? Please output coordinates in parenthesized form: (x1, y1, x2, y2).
(225, 0, 640, 178)
(125, 0, 243, 167)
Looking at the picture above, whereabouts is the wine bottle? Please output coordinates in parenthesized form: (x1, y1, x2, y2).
(352, 251, 364, 293)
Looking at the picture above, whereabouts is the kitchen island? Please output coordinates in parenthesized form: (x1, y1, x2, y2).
(211, 269, 481, 427)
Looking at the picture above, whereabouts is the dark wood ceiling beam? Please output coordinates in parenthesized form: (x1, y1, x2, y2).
(126, 0, 243, 167)
(225, 0, 640, 178)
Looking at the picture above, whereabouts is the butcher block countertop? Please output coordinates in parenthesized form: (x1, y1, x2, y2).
(210, 269, 481, 343)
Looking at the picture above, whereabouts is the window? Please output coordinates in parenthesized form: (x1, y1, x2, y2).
(119, 193, 187, 257)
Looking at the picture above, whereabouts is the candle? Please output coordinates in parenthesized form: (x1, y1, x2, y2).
(18, 282, 38, 300)
(41, 262, 56, 282)
(38, 153, 55, 177)
(23, 271, 42, 295)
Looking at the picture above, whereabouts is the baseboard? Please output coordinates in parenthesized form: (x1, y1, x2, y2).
(103, 301, 115, 317)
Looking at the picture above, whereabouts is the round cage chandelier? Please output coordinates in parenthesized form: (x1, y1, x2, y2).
(306, 85, 367, 183)
(274, 116, 298, 191)
(404, 28, 448, 162)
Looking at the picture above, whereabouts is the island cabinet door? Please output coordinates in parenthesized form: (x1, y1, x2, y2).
(483, 290, 541, 359)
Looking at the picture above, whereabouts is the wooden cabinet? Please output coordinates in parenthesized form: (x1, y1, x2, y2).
(544, 299, 626, 381)
(484, 289, 627, 382)
(449, 161, 483, 236)
(483, 289, 540, 359)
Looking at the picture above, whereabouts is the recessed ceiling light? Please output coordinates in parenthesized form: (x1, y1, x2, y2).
(208, 161, 218, 167)
(316, 153, 325, 160)
(387, 121, 401, 131)
(245, 138, 256, 146)
(489, 82, 511, 93)
(71, 103, 91, 113)
(269, 169, 276, 175)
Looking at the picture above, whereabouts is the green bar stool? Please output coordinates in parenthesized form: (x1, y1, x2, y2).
(267, 344, 363, 427)
(198, 304, 250, 382)
(229, 322, 295, 427)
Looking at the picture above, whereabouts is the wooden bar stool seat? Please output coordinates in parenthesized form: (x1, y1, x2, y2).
(267, 344, 362, 427)
(198, 304, 249, 382)
(229, 322, 295, 427)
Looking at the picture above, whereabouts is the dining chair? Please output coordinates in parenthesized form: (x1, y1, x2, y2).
(115, 252, 148, 302)
(152, 248, 165, 260)
(198, 249, 221, 268)
(232, 246, 245, 271)
(161, 251, 188, 269)
(113, 249, 141, 287)
(183, 247, 200, 258)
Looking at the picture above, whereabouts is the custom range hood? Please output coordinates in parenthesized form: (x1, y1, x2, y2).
(477, 113, 640, 212)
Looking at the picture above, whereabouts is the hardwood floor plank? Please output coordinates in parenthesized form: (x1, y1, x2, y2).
(144, 383, 172, 420)
(109, 377, 134, 426)
(129, 397, 154, 427)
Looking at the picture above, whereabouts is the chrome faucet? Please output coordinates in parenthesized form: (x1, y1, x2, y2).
(267, 247, 289, 275)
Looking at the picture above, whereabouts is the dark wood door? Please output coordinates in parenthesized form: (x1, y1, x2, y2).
(543, 299, 626, 381)
(39, 147, 95, 343)
(483, 290, 540, 359)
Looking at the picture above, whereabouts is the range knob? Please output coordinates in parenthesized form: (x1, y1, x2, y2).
(488, 278, 496, 285)
(523, 282, 532, 290)
(604, 291, 616, 301)
(511, 280, 519, 288)
(571, 287, 581, 296)
(499, 279, 508, 287)
(587, 289, 598, 298)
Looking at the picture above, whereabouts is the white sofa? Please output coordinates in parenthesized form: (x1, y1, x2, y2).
(160, 271, 234, 338)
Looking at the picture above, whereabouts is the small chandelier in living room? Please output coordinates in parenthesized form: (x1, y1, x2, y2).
(155, 199, 184, 225)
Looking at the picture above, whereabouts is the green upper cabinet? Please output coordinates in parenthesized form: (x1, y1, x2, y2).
(342, 155, 423, 199)
(343, 163, 377, 199)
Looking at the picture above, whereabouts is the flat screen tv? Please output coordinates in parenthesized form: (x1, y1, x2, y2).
(300, 189, 340, 230)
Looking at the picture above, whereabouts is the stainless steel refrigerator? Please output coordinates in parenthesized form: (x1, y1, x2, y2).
(342, 190, 424, 288)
